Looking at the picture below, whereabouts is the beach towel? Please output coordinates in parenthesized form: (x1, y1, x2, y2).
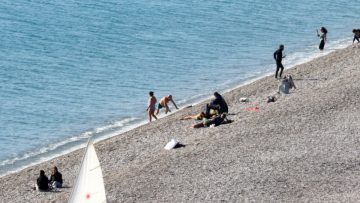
(245, 107, 260, 112)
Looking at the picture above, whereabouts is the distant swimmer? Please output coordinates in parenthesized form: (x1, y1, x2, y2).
(317, 27, 328, 51)
(146, 91, 158, 122)
(156, 95, 179, 115)
(273, 44, 286, 79)
(352, 29, 360, 47)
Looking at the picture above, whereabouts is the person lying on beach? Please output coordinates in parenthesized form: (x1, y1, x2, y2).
(192, 113, 232, 128)
(36, 170, 49, 191)
(146, 91, 158, 122)
(180, 112, 206, 120)
(352, 29, 360, 47)
(205, 92, 228, 118)
(50, 166, 63, 188)
(156, 95, 179, 115)
(278, 74, 296, 94)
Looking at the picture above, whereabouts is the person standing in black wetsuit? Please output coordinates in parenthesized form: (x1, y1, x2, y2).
(317, 27, 328, 51)
(352, 29, 360, 47)
(273, 44, 286, 79)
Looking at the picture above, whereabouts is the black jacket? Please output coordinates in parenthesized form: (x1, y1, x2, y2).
(210, 96, 228, 113)
(37, 175, 49, 190)
(50, 172, 63, 184)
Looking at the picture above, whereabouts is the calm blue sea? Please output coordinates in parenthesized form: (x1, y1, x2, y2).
(0, 0, 358, 175)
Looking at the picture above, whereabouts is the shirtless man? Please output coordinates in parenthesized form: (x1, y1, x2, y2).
(156, 95, 179, 115)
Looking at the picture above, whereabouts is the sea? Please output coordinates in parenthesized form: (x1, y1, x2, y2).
(0, 0, 358, 176)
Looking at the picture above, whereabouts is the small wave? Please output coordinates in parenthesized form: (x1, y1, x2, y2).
(93, 117, 138, 134)
(0, 116, 141, 177)
(0, 132, 91, 167)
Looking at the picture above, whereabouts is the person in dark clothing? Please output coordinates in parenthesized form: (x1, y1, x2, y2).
(210, 113, 227, 126)
(273, 44, 286, 79)
(352, 29, 360, 47)
(205, 92, 228, 118)
(36, 170, 49, 191)
(50, 166, 63, 188)
(317, 27, 328, 51)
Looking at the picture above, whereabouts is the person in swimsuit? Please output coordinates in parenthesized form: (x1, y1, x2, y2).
(146, 91, 158, 122)
(273, 44, 286, 79)
(317, 27, 328, 51)
(156, 95, 179, 115)
(180, 112, 206, 120)
(352, 29, 360, 47)
(36, 170, 49, 191)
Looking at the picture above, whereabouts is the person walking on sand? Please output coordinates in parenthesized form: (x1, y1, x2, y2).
(146, 91, 158, 122)
(274, 44, 286, 79)
(156, 95, 179, 115)
(352, 29, 360, 47)
(317, 27, 328, 51)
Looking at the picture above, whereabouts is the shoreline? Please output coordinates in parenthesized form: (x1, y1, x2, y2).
(2, 45, 360, 202)
(0, 38, 351, 178)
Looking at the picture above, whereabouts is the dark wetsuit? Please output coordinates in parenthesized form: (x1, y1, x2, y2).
(274, 49, 284, 78)
(353, 35, 360, 43)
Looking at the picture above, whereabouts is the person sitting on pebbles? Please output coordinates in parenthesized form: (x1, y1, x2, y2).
(50, 166, 63, 188)
(278, 74, 296, 94)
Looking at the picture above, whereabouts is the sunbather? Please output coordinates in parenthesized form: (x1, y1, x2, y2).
(180, 112, 206, 120)
(192, 113, 232, 128)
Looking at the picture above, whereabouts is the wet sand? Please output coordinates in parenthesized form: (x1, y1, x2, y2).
(1, 46, 360, 202)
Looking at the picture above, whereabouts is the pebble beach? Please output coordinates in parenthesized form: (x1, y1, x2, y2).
(1, 46, 360, 202)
